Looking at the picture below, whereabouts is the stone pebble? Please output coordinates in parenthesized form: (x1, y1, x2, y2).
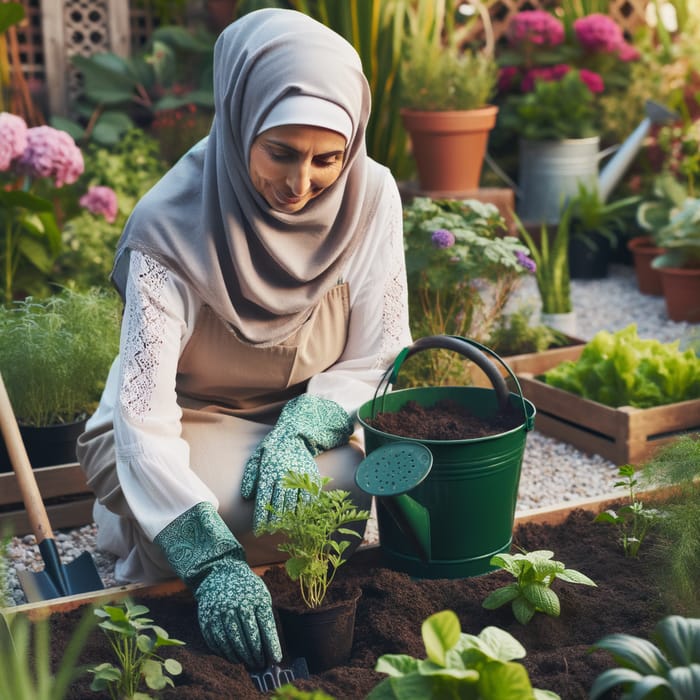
(3, 265, 696, 606)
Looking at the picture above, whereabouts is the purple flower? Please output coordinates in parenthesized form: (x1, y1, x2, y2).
(80, 185, 119, 223)
(508, 11, 565, 48)
(516, 250, 536, 273)
(0, 112, 28, 171)
(431, 229, 456, 249)
(17, 125, 84, 187)
(574, 14, 625, 53)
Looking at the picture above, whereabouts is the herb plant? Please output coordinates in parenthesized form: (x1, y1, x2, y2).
(482, 549, 596, 625)
(88, 600, 185, 700)
(257, 471, 370, 609)
(367, 609, 560, 699)
(542, 324, 700, 408)
(590, 614, 700, 700)
(595, 464, 659, 557)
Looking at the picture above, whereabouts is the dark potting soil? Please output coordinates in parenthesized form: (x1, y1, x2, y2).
(366, 398, 523, 440)
(51, 507, 683, 700)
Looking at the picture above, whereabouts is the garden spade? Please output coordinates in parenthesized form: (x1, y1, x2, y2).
(0, 373, 104, 602)
(355, 442, 433, 562)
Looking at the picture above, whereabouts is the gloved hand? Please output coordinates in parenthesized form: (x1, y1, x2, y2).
(154, 502, 281, 669)
(241, 394, 353, 530)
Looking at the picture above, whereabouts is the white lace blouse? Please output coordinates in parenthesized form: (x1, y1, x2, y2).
(85, 167, 411, 539)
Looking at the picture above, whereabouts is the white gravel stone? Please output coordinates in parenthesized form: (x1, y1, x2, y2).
(2, 264, 696, 607)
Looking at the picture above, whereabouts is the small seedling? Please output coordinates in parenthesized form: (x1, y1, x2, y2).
(482, 549, 596, 625)
(88, 599, 185, 700)
(595, 464, 659, 557)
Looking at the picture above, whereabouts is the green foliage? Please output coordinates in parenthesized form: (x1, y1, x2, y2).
(0, 288, 121, 425)
(367, 609, 560, 699)
(401, 197, 533, 386)
(482, 550, 596, 625)
(487, 307, 566, 357)
(88, 600, 185, 700)
(0, 607, 96, 700)
(542, 324, 700, 408)
(636, 171, 690, 241)
(594, 464, 660, 557)
(500, 70, 599, 141)
(271, 685, 336, 699)
(590, 615, 700, 700)
(652, 196, 700, 269)
(257, 471, 370, 609)
(513, 205, 573, 314)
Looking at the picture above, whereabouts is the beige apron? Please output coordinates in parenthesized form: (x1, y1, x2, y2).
(79, 283, 370, 581)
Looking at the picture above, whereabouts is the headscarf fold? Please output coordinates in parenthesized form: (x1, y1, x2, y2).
(112, 8, 378, 345)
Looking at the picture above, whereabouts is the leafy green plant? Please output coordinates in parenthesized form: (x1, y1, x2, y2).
(367, 609, 560, 699)
(401, 196, 534, 385)
(541, 324, 700, 408)
(0, 288, 121, 425)
(589, 614, 700, 700)
(482, 549, 596, 625)
(636, 171, 689, 243)
(594, 464, 660, 557)
(652, 196, 700, 269)
(487, 306, 568, 357)
(88, 600, 185, 700)
(272, 686, 336, 699)
(257, 471, 370, 609)
(513, 203, 573, 314)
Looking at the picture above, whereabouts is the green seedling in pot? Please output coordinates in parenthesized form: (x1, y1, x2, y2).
(367, 609, 560, 699)
(595, 464, 659, 557)
(482, 549, 596, 625)
(88, 600, 185, 700)
(257, 471, 370, 609)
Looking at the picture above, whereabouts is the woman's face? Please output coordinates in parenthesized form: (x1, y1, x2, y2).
(249, 124, 346, 214)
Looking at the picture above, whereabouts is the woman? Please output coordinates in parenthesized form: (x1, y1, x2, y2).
(77, 8, 411, 670)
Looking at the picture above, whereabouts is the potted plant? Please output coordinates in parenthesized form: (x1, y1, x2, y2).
(651, 196, 700, 321)
(399, 1, 499, 193)
(257, 471, 370, 673)
(0, 288, 121, 470)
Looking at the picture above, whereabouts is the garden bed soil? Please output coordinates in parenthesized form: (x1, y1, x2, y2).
(50, 506, 683, 700)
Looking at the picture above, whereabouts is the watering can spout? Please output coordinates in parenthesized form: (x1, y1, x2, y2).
(599, 100, 679, 202)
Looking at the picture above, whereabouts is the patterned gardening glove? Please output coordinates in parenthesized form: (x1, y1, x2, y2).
(241, 394, 354, 531)
(154, 502, 282, 669)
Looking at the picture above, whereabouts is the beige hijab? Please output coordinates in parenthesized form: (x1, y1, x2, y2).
(112, 8, 380, 345)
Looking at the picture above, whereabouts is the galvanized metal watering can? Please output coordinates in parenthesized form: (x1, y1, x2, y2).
(513, 100, 678, 224)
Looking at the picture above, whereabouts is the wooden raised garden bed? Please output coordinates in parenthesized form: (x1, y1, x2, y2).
(517, 346, 700, 465)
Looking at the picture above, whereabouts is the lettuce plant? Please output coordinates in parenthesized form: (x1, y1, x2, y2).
(88, 600, 184, 700)
(367, 609, 560, 699)
(482, 550, 596, 624)
(595, 464, 659, 557)
(590, 615, 700, 699)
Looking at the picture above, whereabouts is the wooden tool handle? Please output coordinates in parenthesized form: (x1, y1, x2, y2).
(0, 373, 53, 543)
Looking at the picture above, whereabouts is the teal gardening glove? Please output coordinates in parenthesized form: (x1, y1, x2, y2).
(154, 502, 282, 669)
(241, 394, 354, 530)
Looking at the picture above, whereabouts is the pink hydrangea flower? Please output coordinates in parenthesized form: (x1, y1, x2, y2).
(574, 14, 625, 53)
(618, 42, 640, 62)
(17, 125, 84, 187)
(579, 69, 605, 94)
(508, 10, 565, 47)
(79, 185, 118, 223)
(0, 112, 28, 172)
(521, 64, 570, 93)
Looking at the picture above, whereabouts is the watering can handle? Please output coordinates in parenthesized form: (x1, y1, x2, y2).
(372, 335, 534, 431)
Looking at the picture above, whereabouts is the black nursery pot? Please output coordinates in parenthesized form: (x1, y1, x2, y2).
(276, 588, 362, 673)
(568, 232, 611, 279)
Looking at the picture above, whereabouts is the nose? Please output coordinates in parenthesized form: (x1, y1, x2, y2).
(286, 160, 311, 196)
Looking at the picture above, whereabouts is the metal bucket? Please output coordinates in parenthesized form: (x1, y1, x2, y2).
(516, 136, 600, 224)
(356, 336, 536, 579)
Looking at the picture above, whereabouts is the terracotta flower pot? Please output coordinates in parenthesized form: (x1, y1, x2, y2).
(627, 235, 665, 296)
(400, 105, 498, 195)
(658, 266, 700, 322)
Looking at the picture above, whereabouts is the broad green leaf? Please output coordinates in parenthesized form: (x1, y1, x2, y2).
(523, 582, 560, 617)
(478, 659, 535, 700)
(512, 596, 536, 625)
(482, 583, 520, 610)
(143, 658, 168, 690)
(654, 616, 700, 665)
(374, 654, 420, 677)
(667, 664, 700, 700)
(422, 610, 461, 666)
(477, 627, 526, 662)
(164, 657, 183, 675)
(589, 668, 645, 699)
(593, 633, 671, 675)
(557, 569, 597, 586)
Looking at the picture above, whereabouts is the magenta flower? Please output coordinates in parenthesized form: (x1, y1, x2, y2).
(80, 185, 119, 223)
(579, 69, 605, 94)
(574, 14, 625, 53)
(431, 229, 456, 249)
(17, 125, 84, 187)
(498, 65, 520, 92)
(515, 250, 536, 273)
(618, 42, 640, 62)
(508, 10, 565, 48)
(521, 64, 570, 93)
(0, 112, 28, 172)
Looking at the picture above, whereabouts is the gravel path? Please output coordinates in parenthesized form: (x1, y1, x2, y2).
(3, 264, 697, 606)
